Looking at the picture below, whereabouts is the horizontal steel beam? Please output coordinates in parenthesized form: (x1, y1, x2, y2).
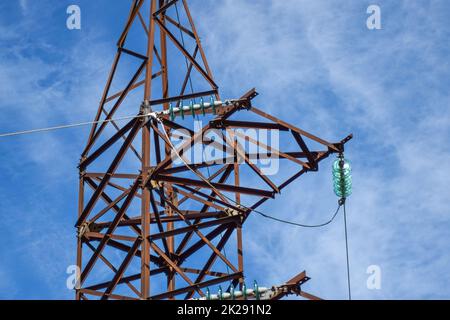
(149, 216, 240, 241)
(149, 272, 243, 300)
(155, 175, 275, 198)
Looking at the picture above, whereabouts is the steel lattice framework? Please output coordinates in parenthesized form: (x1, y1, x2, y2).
(76, 0, 352, 300)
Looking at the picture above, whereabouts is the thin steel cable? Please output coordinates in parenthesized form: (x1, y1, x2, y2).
(201, 131, 228, 273)
(220, 232, 231, 275)
(0, 114, 144, 138)
(174, 2, 195, 98)
(343, 201, 352, 300)
(157, 117, 344, 229)
(254, 204, 342, 228)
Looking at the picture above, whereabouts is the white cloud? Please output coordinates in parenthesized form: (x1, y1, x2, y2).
(0, 6, 116, 298)
(19, 0, 27, 13)
(1, 0, 449, 299)
(192, 0, 450, 299)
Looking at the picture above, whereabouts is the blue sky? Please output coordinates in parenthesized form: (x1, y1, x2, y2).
(0, 0, 450, 299)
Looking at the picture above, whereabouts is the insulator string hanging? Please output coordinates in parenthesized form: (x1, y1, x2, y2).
(158, 118, 355, 300)
(332, 153, 353, 300)
(332, 156, 352, 198)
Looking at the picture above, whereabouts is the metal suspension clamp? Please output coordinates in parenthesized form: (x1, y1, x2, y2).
(224, 207, 244, 223)
(141, 100, 151, 121)
(77, 222, 102, 239)
(77, 222, 89, 239)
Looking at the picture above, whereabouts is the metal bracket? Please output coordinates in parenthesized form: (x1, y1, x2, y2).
(224, 206, 245, 223)
(77, 222, 103, 239)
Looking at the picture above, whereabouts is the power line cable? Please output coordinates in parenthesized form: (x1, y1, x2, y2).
(156, 117, 345, 229)
(253, 204, 342, 228)
(159, 117, 354, 297)
(200, 131, 229, 273)
(0, 108, 352, 297)
(0, 114, 144, 138)
(4, 111, 345, 230)
(343, 201, 352, 300)
(174, 2, 195, 98)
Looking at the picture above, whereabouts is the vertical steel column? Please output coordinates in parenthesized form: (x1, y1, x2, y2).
(141, 0, 157, 300)
(231, 131, 244, 289)
(76, 176, 84, 300)
(182, 0, 219, 100)
(74, 0, 348, 300)
(158, 2, 176, 294)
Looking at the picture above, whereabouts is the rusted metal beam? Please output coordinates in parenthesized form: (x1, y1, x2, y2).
(80, 118, 137, 170)
(149, 216, 239, 240)
(182, 0, 218, 99)
(185, 227, 235, 299)
(153, 0, 179, 17)
(101, 237, 142, 300)
(179, 224, 231, 262)
(165, 15, 196, 39)
(154, 16, 218, 89)
(82, 60, 146, 157)
(77, 0, 353, 300)
(117, 0, 145, 47)
(84, 241, 141, 296)
(79, 288, 137, 300)
(77, 122, 142, 227)
(154, 188, 239, 274)
(250, 106, 339, 152)
(150, 272, 242, 300)
(105, 70, 163, 103)
(175, 165, 234, 255)
(80, 179, 140, 285)
(219, 120, 289, 131)
(154, 175, 275, 198)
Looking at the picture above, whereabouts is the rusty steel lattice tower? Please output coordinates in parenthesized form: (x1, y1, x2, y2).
(76, 0, 351, 300)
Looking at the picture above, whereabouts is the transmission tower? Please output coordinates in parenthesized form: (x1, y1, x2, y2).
(75, 0, 351, 300)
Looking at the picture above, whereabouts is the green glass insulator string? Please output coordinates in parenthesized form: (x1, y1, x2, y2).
(332, 154, 353, 300)
(332, 157, 352, 198)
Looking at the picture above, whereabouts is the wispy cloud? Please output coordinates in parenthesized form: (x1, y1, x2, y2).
(192, 0, 450, 299)
(1, 0, 449, 299)
(0, 1, 116, 298)
(19, 0, 27, 13)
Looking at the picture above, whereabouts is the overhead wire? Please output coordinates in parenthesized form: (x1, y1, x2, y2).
(0, 113, 144, 138)
(0, 104, 353, 297)
(157, 115, 353, 296)
(1, 3, 353, 297)
(253, 203, 342, 228)
(156, 116, 345, 229)
(174, 2, 195, 100)
(343, 201, 352, 300)
(158, 117, 353, 298)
